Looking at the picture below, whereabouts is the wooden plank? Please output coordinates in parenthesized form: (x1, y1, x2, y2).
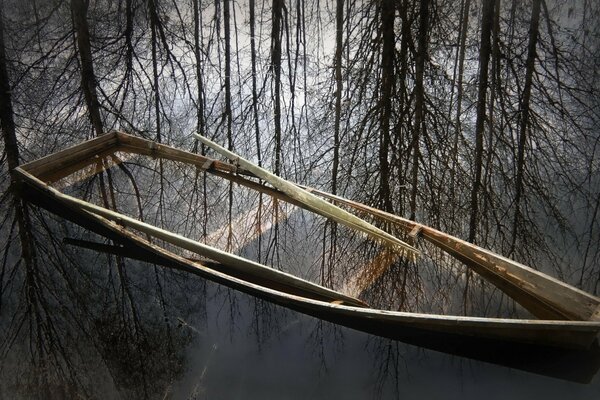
(302, 186, 600, 322)
(115, 132, 239, 174)
(19, 131, 119, 178)
(204, 196, 292, 253)
(114, 132, 335, 220)
(62, 237, 357, 303)
(63, 238, 162, 264)
(340, 248, 401, 298)
(193, 133, 419, 257)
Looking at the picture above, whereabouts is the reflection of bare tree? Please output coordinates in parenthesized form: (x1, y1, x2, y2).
(0, 200, 199, 397)
(306, 320, 344, 376)
(367, 338, 406, 400)
(1, 12, 194, 397)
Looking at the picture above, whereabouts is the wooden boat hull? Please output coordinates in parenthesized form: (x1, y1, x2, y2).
(15, 167, 600, 351)
(13, 131, 600, 356)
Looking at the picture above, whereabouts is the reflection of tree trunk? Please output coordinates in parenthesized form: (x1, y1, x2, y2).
(271, 0, 283, 268)
(250, 0, 263, 261)
(148, 0, 166, 225)
(450, 0, 471, 217)
(324, 0, 344, 287)
(510, 0, 541, 254)
(467, 0, 495, 244)
(272, 0, 283, 176)
(464, 0, 494, 313)
(1, 3, 42, 382)
(192, 0, 208, 239)
(224, 0, 234, 251)
(482, 0, 502, 237)
(0, 7, 17, 172)
(396, 0, 410, 216)
(114, 0, 135, 117)
(379, 0, 395, 214)
(585, 192, 600, 292)
(410, 0, 429, 220)
(71, 0, 103, 136)
(333, 0, 343, 198)
(0, 0, 35, 274)
(149, 0, 162, 143)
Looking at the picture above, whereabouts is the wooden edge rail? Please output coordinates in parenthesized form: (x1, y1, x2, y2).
(193, 133, 420, 257)
(115, 132, 241, 175)
(18, 131, 120, 178)
(61, 238, 351, 304)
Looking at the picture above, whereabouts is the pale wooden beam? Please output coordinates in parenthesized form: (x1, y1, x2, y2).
(193, 133, 419, 257)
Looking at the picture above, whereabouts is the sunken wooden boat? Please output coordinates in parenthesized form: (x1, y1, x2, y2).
(13, 131, 600, 354)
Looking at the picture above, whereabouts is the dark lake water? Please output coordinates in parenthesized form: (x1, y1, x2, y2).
(2, 154, 600, 399)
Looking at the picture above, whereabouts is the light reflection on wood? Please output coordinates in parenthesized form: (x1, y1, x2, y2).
(340, 248, 400, 298)
(203, 197, 293, 254)
(49, 151, 135, 189)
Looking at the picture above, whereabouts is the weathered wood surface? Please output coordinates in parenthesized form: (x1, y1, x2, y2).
(19, 131, 119, 178)
(41, 147, 120, 184)
(193, 133, 419, 257)
(61, 237, 353, 303)
(204, 196, 292, 254)
(116, 132, 240, 174)
(340, 248, 401, 298)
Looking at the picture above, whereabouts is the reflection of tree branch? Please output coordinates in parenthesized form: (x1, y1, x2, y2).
(306, 319, 345, 377)
(111, 157, 146, 223)
(370, 340, 405, 400)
